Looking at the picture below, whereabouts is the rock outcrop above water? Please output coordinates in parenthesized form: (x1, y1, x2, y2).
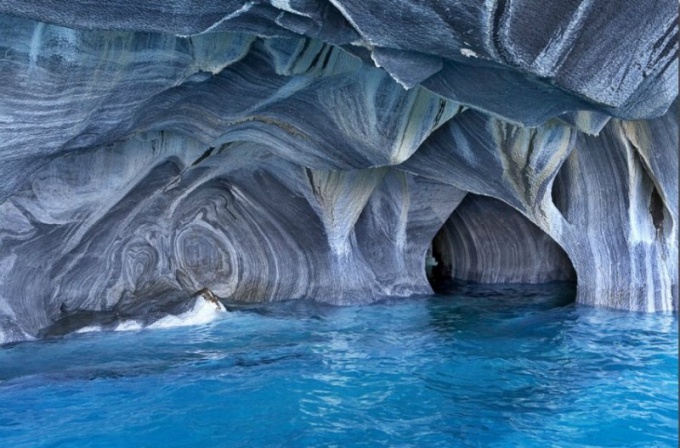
(0, 1, 677, 342)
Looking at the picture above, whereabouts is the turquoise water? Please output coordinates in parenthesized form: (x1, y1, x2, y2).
(0, 283, 677, 447)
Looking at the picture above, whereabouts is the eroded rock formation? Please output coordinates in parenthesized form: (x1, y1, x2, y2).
(431, 195, 576, 285)
(0, 1, 677, 342)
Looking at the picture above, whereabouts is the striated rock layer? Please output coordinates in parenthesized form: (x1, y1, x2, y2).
(0, 1, 677, 342)
(431, 195, 576, 285)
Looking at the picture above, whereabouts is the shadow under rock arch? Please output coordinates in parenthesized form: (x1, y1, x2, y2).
(426, 193, 577, 303)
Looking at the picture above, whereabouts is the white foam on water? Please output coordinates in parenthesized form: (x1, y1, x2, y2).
(114, 320, 143, 332)
(76, 325, 102, 333)
(148, 296, 227, 330)
(68, 295, 228, 336)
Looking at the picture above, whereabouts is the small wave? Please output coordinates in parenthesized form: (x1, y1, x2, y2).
(67, 294, 229, 336)
(75, 325, 102, 334)
(114, 320, 143, 332)
(147, 295, 228, 330)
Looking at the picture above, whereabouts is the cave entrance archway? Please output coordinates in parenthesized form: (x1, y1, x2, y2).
(426, 194, 576, 295)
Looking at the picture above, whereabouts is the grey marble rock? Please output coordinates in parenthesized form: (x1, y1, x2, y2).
(0, 2, 677, 342)
(402, 103, 678, 312)
(0, 131, 465, 339)
(0, 0, 676, 122)
(432, 194, 576, 285)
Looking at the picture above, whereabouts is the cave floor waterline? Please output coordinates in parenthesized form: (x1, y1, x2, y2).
(0, 283, 675, 447)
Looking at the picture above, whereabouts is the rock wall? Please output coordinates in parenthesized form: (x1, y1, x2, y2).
(0, 1, 676, 342)
(431, 195, 576, 285)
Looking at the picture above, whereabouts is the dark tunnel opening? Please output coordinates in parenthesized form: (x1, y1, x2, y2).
(425, 236, 450, 291)
(426, 194, 577, 301)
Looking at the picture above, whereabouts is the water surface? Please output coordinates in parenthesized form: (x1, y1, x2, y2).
(0, 283, 677, 447)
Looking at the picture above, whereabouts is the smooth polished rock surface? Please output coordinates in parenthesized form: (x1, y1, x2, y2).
(0, 1, 677, 342)
(432, 195, 576, 285)
(402, 104, 678, 312)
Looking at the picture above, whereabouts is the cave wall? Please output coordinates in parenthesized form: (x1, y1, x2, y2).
(432, 195, 576, 285)
(0, 1, 677, 342)
(0, 131, 466, 339)
(402, 105, 678, 312)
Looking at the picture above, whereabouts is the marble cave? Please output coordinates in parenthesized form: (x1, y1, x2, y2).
(0, 0, 677, 344)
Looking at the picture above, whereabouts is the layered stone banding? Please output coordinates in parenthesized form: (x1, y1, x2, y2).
(0, 1, 677, 343)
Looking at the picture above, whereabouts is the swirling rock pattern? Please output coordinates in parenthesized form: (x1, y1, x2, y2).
(432, 195, 576, 285)
(0, 1, 676, 341)
(402, 105, 678, 312)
